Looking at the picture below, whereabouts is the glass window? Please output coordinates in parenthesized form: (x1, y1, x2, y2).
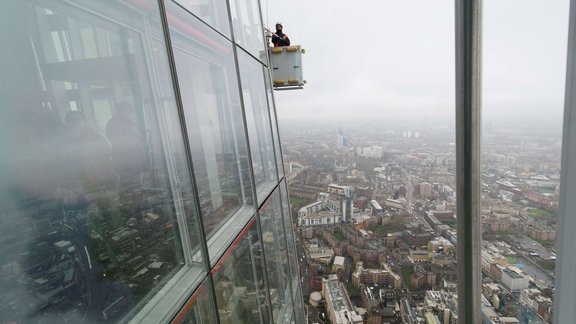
(238, 50, 278, 202)
(172, 278, 218, 324)
(279, 181, 304, 322)
(265, 70, 285, 178)
(0, 0, 204, 322)
(212, 218, 271, 323)
(166, 1, 256, 262)
(229, 0, 267, 62)
(259, 189, 294, 323)
(172, 0, 231, 37)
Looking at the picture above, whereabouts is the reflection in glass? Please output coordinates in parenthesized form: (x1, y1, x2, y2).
(279, 181, 304, 323)
(229, 0, 267, 61)
(172, 0, 231, 37)
(167, 2, 255, 245)
(212, 218, 271, 323)
(259, 189, 294, 322)
(265, 70, 285, 178)
(172, 279, 218, 324)
(0, 0, 203, 322)
(238, 50, 278, 201)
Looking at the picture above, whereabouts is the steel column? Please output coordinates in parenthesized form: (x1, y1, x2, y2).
(455, 0, 482, 322)
(553, 0, 576, 322)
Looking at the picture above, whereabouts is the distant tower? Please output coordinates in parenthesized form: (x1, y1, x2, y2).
(521, 136, 530, 152)
(336, 127, 344, 149)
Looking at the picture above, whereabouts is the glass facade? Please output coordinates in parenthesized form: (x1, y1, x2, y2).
(0, 0, 302, 323)
(229, 0, 267, 62)
(212, 217, 271, 323)
(172, 278, 218, 324)
(172, 0, 231, 37)
(259, 189, 293, 322)
(238, 49, 279, 202)
(280, 181, 305, 324)
(166, 0, 255, 263)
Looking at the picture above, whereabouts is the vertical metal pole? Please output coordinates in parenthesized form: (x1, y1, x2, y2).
(554, 0, 576, 322)
(455, 0, 482, 322)
(157, 1, 220, 322)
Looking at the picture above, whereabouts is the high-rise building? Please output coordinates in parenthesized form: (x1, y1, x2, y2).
(336, 127, 345, 149)
(0, 0, 303, 322)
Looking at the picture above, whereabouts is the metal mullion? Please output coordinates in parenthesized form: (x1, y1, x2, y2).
(455, 0, 482, 322)
(157, 1, 219, 322)
(553, 0, 576, 322)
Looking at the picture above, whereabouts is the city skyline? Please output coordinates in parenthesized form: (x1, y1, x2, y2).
(282, 119, 560, 323)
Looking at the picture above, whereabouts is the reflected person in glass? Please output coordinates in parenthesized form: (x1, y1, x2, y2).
(105, 102, 147, 187)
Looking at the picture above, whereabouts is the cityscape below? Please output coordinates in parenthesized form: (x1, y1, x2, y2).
(281, 119, 560, 324)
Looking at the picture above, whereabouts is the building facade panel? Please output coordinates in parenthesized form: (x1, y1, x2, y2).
(229, 0, 267, 63)
(212, 217, 271, 323)
(280, 180, 306, 323)
(238, 48, 279, 202)
(259, 189, 295, 323)
(171, 278, 218, 324)
(0, 0, 301, 322)
(172, 0, 231, 37)
(167, 0, 256, 263)
(0, 0, 211, 321)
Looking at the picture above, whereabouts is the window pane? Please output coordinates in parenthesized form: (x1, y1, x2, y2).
(238, 50, 278, 202)
(279, 181, 304, 323)
(172, 278, 218, 324)
(0, 0, 204, 322)
(229, 0, 267, 62)
(265, 70, 285, 178)
(481, 2, 567, 320)
(167, 2, 255, 259)
(212, 218, 271, 323)
(259, 189, 294, 323)
(172, 0, 231, 37)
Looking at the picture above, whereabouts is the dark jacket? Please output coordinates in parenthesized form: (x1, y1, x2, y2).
(272, 30, 290, 47)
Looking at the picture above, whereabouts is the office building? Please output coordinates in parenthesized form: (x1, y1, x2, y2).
(501, 269, 529, 291)
(0, 0, 303, 322)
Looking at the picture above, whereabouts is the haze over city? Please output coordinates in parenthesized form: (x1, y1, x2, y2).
(264, 0, 569, 126)
(263, 1, 569, 323)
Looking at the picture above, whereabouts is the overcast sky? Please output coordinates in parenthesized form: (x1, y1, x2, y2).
(262, 0, 569, 125)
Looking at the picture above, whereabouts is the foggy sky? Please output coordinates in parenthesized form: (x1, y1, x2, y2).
(262, 0, 569, 125)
